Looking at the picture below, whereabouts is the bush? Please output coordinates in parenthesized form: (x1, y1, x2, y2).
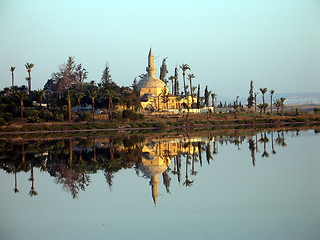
(122, 110, 144, 121)
(39, 109, 53, 121)
(53, 113, 65, 122)
(26, 110, 40, 123)
(0, 118, 6, 125)
(76, 112, 92, 122)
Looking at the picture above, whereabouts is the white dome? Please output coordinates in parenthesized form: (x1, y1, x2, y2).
(138, 76, 166, 89)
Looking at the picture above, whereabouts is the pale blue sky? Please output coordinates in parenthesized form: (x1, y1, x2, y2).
(0, 0, 319, 98)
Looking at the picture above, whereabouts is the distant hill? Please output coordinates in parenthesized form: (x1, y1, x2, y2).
(273, 92, 320, 104)
(217, 92, 320, 105)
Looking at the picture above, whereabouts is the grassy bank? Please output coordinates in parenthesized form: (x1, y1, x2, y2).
(0, 112, 319, 135)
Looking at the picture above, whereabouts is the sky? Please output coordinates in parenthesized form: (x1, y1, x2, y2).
(0, 0, 319, 98)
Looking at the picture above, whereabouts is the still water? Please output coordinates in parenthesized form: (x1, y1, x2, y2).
(0, 129, 319, 240)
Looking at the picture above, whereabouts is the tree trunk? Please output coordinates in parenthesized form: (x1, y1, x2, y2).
(28, 70, 32, 97)
(11, 72, 14, 88)
(68, 98, 72, 122)
(20, 100, 24, 122)
(92, 99, 95, 122)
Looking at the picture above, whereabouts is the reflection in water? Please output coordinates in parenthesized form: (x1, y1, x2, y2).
(0, 129, 316, 203)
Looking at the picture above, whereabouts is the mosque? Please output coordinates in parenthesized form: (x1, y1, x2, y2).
(138, 48, 195, 111)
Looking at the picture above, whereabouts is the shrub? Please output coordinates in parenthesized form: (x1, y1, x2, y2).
(0, 118, 6, 125)
(122, 110, 144, 121)
(76, 112, 92, 122)
(26, 110, 40, 123)
(53, 113, 65, 122)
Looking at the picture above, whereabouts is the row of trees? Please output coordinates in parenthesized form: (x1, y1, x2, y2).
(247, 80, 286, 116)
(1, 57, 145, 123)
(2, 55, 295, 124)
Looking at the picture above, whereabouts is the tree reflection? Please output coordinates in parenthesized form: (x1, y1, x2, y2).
(248, 139, 256, 166)
(259, 132, 269, 158)
(0, 128, 312, 202)
(29, 165, 38, 197)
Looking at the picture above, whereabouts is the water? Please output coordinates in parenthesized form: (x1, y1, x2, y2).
(0, 129, 319, 240)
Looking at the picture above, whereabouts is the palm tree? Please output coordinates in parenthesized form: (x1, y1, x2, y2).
(15, 91, 28, 121)
(179, 64, 191, 97)
(269, 89, 274, 113)
(259, 132, 269, 158)
(168, 75, 176, 94)
(105, 90, 118, 120)
(280, 97, 286, 114)
(37, 89, 45, 108)
(271, 131, 276, 154)
(29, 165, 38, 197)
(211, 93, 217, 113)
(259, 88, 267, 112)
(88, 89, 98, 122)
(183, 149, 194, 187)
(273, 99, 282, 114)
(257, 103, 264, 117)
(10, 66, 16, 87)
(187, 73, 195, 103)
(25, 63, 35, 96)
(74, 91, 85, 112)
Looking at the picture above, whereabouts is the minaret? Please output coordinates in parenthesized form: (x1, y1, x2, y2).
(146, 48, 156, 78)
(150, 175, 159, 205)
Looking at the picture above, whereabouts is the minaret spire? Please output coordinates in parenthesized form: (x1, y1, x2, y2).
(146, 48, 156, 77)
(150, 175, 159, 206)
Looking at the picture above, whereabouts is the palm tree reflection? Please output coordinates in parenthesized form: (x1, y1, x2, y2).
(0, 129, 306, 203)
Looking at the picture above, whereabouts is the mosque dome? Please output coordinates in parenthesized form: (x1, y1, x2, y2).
(138, 76, 166, 89)
(138, 162, 168, 177)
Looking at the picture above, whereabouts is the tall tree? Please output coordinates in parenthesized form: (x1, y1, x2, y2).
(204, 86, 211, 108)
(25, 63, 35, 96)
(269, 89, 275, 114)
(159, 57, 168, 84)
(174, 66, 179, 95)
(10, 66, 16, 88)
(259, 88, 268, 113)
(101, 62, 113, 87)
(105, 90, 118, 120)
(187, 73, 195, 104)
(247, 80, 254, 110)
(179, 64, 191, 96)
(44, 57, 87, 98)
(66, 90, 72, 122)
(254, 92, 259, 112)
(75, 64, 88, 83)
(196, 84, 200, 109)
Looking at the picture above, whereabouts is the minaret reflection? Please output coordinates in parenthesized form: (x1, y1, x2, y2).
(138, 141, 171, 205)
(138, 136, 201, 204)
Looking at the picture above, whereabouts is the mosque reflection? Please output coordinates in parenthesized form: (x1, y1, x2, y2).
(0, 129, 313, 203)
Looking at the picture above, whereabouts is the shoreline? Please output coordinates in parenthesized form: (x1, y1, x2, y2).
(0, 117, 319, 136)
